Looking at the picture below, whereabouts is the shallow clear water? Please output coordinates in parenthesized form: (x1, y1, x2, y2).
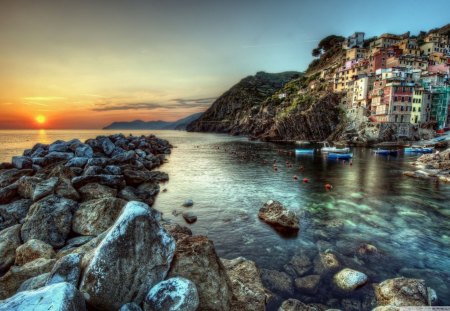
(1, 129, 449, 308)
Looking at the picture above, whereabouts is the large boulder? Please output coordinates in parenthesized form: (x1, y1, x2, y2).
(168, 235, 233, 311)
(0, 224, 22, 273)
(75, 144, 94, 158)
(333, 268, 368, 292)
(79, 201, 175, 310)
(78, 183, 117, 201)
(258, 200, 299, 232)
(0, 282, 86, 311)
(32, 177, 58, 201)
(17, 176, 42, 199)
(11, 156, 32, 169)
(55, 178, 80, 201)
(0, 258, 56, 299)
(49, 141, 69, 153)
(46, 253, 82, 287)
(294, 275, 321, 295)
(72, 197, 127, 236)
(71, 174, 125, 189)
(143, 277, 199, 311)
(0, 199, 32, 231)
(313, 252, 341, 275)
(0, 184, 19, 204)
(20, 195, 78, 248)
(0, 169, 33, 188)
(221, 257, 268, 311)
(17, 273, 50, 292)
(374, 277, 429, 307)
(14, 239, 55, 266)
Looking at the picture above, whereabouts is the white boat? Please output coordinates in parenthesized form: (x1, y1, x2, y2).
(320, 142, 350, 154)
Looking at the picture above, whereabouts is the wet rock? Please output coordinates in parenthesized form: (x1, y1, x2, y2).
(17, 272, 50, 292)
(261, 269, 294, 296)
(15, 239, 55, 266)
(183, 199, 194, 207)
(48, 164, 75, 180)
(105, 165, 122, 175)
(0, 258, 56, 299)
(285, 253, 313, 277)
(278, 298, 320, 311)
(77, 182, 117, 201)
(65, 157, 88, 168)
(313, 252, 341, 275)
(0, 183, 19, 204)
(112, 150, 136, 163)
(0, 169, 33, 188)
(340, 298, 361, 311)
(118, 185, 158, 206)
(82, 165, 106, 176)
(75, 144, 94, 158)
(144, 277, 199, 311)
(67, 139, 82, 151)
(374, 277, 429, 307)
(182, 212, 197, 224)
(72, 197, 127, 236)
(86, 157, 109, 167)
(32, 177, 58, 201)
(120, 303, 143, 311)
(71, 174, 125, 189)
(333, 268, 368, 292)
(0, 224, 22, 273)
(0, 282, 86, 311)
(123, 169, 168, 186)
(258, 200, 299, 231)
(21, 195, 78, 248)
(44, 152, 74, 163)
(221, 257, 268, 311)
(0, 162, 14, 170)
(0, 199, 32, 231)
(295, 274, 321, 295)
(60, 236, 94, 252)
(168, 235, 233, 311)
(102, 138, 116, 155)
(55, 178, 80, 201)
(49, 141, 69, 153)
(79, 201, 175, 310)
(17, 176, 42, 198)
(56, 232, 106, 260)
(161, 221, 192, 241)
(46, 253, 81, 287)
(12, 156, 32, 169)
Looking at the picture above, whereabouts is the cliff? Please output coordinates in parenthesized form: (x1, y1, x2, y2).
(187, 72, 343, 142)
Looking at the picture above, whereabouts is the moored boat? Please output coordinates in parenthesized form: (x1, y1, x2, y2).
(295, 148, 315, 155)
(404, 147, 434, 153)
(320, 141, 350, 154)
(327, 152, 352, 159)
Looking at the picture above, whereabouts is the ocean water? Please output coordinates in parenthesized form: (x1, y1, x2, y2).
(1, 129, 450, 308)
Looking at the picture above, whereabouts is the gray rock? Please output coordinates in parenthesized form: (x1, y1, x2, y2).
(135, 149, 146, 158)
(0, 282, 86, 311)
(0, 169, 33, 188)
(0, 224, 22, 273)
(182, 212, 197, 224)
(55, 178, 80, 201)
(0, 199, 32, 231)
(60, 236, 94, 252)
(75, 144, 94, 158)
(72, 197, 127, 236)
(333, 268, 368, 292)
(17, 273, 50, 292)
(0, 258, 56, 299)
(46, 253, 81, 287)
(0, 183, 19, 204)
(144, 277, 199, 311)
(71, 174, 125, 189)
(285, 254, 313, 277)
(112, 150, 136, 163)
(105, 165, 122, 175)
(120, 303, 143, 311)
(102, 138, 116, 155)
(278, 299, 315, 311)
(44, 152, 74, 163)
(79, 201, 175, 310)
(86, 157, 109, 167)
(78, 183, 117, 201)
(49, 141, 69, 153)
(17, 176, 42, 199)
(32, 177, 58, 201)
(182, 199, 194, 207)
(258, 200, 299, 231)
(67, 139, 82, 151)
(21, 195, 78, 248)
(168, 235, 233, 311)
(82, 165, 105, 176)
(12, 156, 32, 169)
(261, 269, 294, 296)
(15, 239, 55, 266)
(295, 274, 321, 295)
(31, 147, 47, 158)
(65, 157, 88, 168)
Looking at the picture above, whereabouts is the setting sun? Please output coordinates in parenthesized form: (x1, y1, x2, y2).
(35, 115, 46, 124)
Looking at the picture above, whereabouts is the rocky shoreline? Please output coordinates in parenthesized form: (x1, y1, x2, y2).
(403, 148, 450, 183)
(0, 134, 443, 310)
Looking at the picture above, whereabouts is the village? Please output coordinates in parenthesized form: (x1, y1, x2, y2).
(313, 29, 450, 138)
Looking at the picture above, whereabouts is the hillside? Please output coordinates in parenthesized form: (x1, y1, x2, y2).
(104, 112, 203, 130)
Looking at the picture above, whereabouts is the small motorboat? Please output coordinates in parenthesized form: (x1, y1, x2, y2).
(295, 149, 315, 155)
(327, 152, 353, 159)
(404, 147, 434, 154)
(373, 149, 399, 156)
(320, 142, 350, 154)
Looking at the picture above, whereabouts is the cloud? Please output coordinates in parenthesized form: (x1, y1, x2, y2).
(92, 97, 216, 112)
(23, 96, 65, 101)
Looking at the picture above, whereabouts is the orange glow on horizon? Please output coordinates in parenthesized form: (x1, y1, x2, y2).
(35, 115, 46, 125)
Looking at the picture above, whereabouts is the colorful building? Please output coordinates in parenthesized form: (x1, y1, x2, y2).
(343, 32, 365, 49)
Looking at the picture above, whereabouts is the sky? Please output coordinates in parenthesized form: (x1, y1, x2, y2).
(1, 0, 449, 129)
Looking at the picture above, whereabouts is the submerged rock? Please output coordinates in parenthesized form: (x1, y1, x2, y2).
(221, 257, 268, 311)
(0, 282, 86, 311)
(285, 253, 313, 277)
(261, 269, 294, 296)
(182, 212, 197, 224)
(333, 268, 368, 292)
(144, 277, 199, 311)
(294, 274, 321, 295)
(182, 199, 194, 207)
(120, 303, 143, 311)
(278, 298, 320, 311)
(258, 200, 299, 232)
(374, 277, 429, 307)
(79, 201, 175, 310)
(168, 235, 233, 311)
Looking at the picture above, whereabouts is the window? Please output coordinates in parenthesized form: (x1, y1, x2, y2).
(408, 97, 411, 103)
(413, 107, 416, 112)
(394, 96, 398, 102)
(401, 106, 404, 111)
(393, 105, 397, 111)
(401, 97, 405, 102)
(419, 107, 421, 112)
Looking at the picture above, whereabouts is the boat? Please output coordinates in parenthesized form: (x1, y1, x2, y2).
(295, 148, 315, 155)
(373, 149, 399, 156)
(404, 147, 434, 153)
(327, 152, 353, 159)
(320, 142, 350, 154)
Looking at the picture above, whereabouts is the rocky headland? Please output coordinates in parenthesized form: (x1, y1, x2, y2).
(0, 134, 443, 310)
(403, 148, 450, 182)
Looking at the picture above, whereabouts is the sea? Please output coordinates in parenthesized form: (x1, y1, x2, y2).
(1, 129, 449, 308)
